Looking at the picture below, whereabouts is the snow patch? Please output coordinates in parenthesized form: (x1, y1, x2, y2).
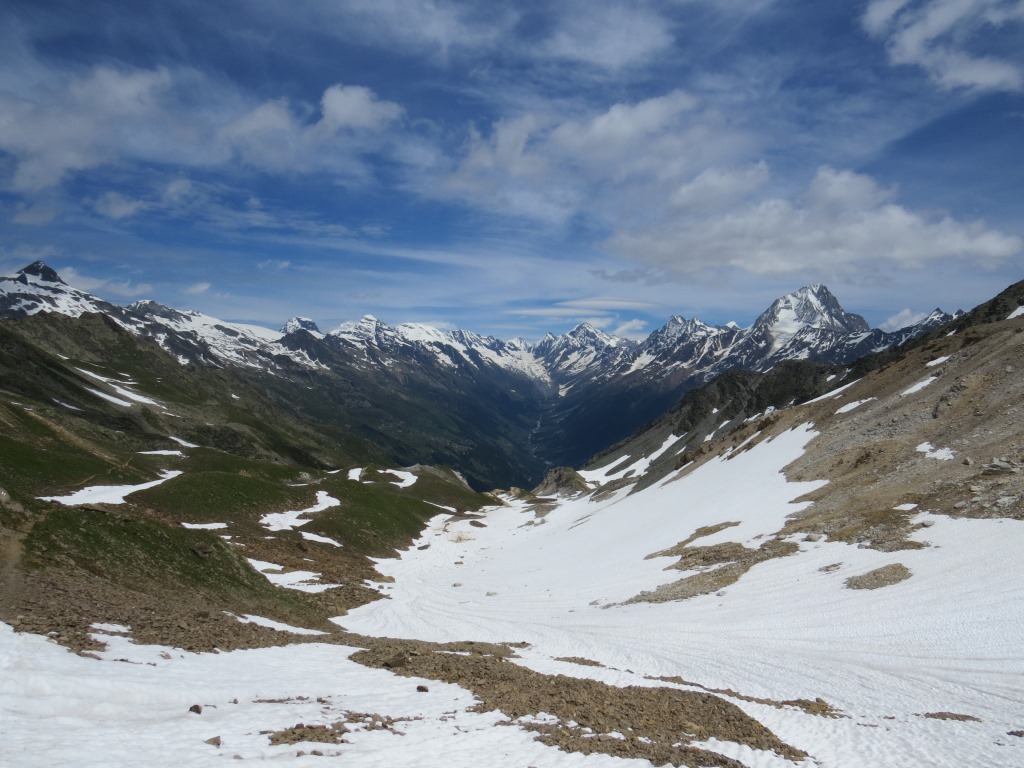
(902, 376, 938, 396)
(39, 470, 183, 506)
(916, 442, 955, 461)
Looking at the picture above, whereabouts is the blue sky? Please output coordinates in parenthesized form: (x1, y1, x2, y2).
(1, 0, 1022, 340)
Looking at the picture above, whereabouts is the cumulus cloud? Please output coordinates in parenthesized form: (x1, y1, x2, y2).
(607, 165, 1023, 277)
(863, 0, 1024, 91)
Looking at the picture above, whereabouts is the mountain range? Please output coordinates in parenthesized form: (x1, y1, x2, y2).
(0, 260, 957, 488)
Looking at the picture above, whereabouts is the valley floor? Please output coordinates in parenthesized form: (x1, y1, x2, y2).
(3, 419, 1023, 767)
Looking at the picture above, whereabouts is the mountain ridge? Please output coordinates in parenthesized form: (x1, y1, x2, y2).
(0, 261, 960, 487)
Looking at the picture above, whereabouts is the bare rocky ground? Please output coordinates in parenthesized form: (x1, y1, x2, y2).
(3, 315, 1024, 766)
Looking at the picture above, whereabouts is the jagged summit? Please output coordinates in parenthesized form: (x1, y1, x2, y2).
(753, 284, 870, 337)
(282, 317, 320, 335)
(17, 261, 66, 285)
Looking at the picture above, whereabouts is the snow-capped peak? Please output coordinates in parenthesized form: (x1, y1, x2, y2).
(753, 285, 869, 341)
(282, 317, 321, 335)
(17, 261, 66, 285)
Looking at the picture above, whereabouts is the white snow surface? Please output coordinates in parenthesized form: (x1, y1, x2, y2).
(84, 386, 133, 407)
(901, 376, 938, 396)
(259, 491, 341, 532)
(800, 379, 859, 405)
(75, 368, 161, 405)
(169, 436, 199, 448)
(834, 398, 875, 414)
(348, 467, 364, 481)
(181, 522, 228, 530)
(1007, 305, 1024, 320)
(382, 469, 418, 488)
(228, 613, 328, 636)
(301, 531, 343, 547)
(138, 449, 186, 457)
(578, 434, 679, 487)
(340, 424, 1024, 767)
(916, 442, 956, 461)
(246, 558, 342, 593)
(926, 355, 952, 367)
(39, 470, 183, 505)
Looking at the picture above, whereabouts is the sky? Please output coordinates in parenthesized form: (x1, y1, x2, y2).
(0, 0, 1022, 340)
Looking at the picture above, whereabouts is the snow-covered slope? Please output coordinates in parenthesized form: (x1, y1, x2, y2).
(337, 320, 1024, 767)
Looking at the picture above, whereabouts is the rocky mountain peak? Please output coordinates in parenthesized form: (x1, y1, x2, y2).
(282, 317, 321, 335)
(753, 284, 869, 338)
(16, 261, 66, 286)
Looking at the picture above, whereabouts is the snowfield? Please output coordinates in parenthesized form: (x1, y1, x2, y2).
(6, 423, 1024, 766)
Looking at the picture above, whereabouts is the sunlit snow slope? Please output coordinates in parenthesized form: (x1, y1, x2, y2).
(343, 424, 1024, 767)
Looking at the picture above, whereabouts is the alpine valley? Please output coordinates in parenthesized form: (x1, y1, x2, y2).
(0, 261, 955, 489)
(3, 261, 1024, 768)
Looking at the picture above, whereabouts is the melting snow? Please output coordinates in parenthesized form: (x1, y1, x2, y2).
(85, 386, 133, 407)
(246, 558, 342, 593)
(348, 467, 364, 481)
(228, 613, 328, 636)
(181, 522, 228, 530)
(259, 491, 340, 532)
(926, 355, 951, 368)
(834, 398, 875, 414)
(169, 436, 199, 448)
(382, 469, 417, 488)
(578, 434, 679, 487)
(301, 531, 343, 548)
(801, 379, 860, 405)
(916, 442, 955, 461)
(902, 376, 938, 396)
(39, 470, 183, 506)
(75, 368, 162, 406)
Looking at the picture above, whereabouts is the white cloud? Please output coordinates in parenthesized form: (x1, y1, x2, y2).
(185, 282, 211, 295)
(94, 192, 147, 220)
(61, 266, 153, 297)
(439, 90, 711, 224)
(863, 0, 1024, 91)
(0, 37, 407, 192)
(611, 318, 648, 339)
(880, 307, 928, 331)
(318, 84, 403, 131)
(608, 165, 1023, 277)
(671, 162, 770, 210)
(540, 3, 675, 69)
